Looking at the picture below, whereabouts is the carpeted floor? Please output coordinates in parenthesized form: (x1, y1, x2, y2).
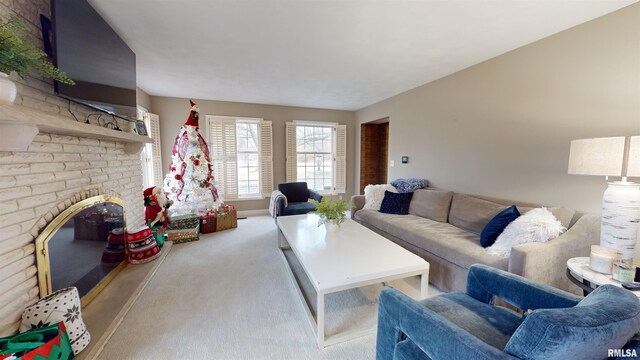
(97, 215, 435, 360)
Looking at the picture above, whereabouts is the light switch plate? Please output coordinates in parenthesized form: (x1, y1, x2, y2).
(390, 160, 395, 167)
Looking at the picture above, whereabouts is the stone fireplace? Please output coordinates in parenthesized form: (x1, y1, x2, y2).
(0, 107, 150, 337)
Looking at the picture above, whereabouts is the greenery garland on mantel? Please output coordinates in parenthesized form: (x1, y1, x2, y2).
(0, 15, 74, 84)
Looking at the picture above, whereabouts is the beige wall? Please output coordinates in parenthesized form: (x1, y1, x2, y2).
(355, 3, 640, 214)
(136, 88, 152, 110)
(149, 97, 356, 211)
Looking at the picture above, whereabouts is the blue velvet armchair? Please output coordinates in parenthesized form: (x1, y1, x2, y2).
(276, 182, 323, 216)
(377, 264, 640, 360)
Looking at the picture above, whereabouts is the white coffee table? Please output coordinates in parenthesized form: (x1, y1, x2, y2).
(276, 214, 430, 348)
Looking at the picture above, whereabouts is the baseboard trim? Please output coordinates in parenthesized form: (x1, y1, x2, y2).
(238, 209, 269, 218)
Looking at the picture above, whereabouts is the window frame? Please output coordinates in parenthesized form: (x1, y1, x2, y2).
(294, 123, 336, 195)
(206, 115, 272, 201)
(235, 119, 262, 199)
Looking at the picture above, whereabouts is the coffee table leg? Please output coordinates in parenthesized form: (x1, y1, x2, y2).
(277, 228, 289, 249)
(317, 291, 325, 348)
(420, 272, 428, 300)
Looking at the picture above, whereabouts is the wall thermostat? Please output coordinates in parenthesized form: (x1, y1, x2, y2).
(401, 156, 409, 164)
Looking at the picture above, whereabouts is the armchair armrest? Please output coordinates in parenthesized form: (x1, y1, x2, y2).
(308, 189, 323, 202)
(508, 214, 600, 294)
(377, 288, 516, 360)
(467, 264, 581, 311)
(351, 195, 365, 216)
(276, 197, 286, 216)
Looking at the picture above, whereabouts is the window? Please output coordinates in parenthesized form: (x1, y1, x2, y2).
(207, 116, 273, 200)
(236, 122, 260, 196)
(286, 122, 346, 194)
(138, 108, 163, 188)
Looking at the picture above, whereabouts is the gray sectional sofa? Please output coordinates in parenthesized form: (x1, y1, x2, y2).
(351, 189, 600, 294)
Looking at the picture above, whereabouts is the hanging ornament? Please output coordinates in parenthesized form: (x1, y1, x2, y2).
(175, 174, 182, 180)
(193, 159, 200, 166)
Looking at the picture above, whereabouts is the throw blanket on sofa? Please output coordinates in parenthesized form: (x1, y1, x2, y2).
(269, 190, 287, 217)
(390, 178, 428, 193)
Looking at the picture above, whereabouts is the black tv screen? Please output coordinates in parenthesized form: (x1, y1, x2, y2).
(51, 0, 137, 121)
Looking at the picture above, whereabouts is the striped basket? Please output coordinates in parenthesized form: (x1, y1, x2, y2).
(125, 225, 161, 264)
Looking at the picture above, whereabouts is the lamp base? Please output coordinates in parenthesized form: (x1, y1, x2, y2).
(601, 181, 640, 261)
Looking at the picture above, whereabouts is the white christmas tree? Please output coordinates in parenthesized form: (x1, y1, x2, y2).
(164, 100, 223, 215)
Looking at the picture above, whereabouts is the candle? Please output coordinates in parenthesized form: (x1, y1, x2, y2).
(590, 245, 619, 274)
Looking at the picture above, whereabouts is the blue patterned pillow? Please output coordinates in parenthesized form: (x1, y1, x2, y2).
(390, 178, 428, 193)
(379, 191, 414, 215)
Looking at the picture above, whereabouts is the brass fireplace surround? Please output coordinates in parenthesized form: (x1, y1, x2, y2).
(35, 195, 127, 306)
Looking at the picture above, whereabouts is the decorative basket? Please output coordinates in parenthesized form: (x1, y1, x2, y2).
(125, 225, 161, 264)
(20, 287, 90, 355)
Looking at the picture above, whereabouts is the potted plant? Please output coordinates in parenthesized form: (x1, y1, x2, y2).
(0, 15, 74, 105)
(310, 197, 350, 232)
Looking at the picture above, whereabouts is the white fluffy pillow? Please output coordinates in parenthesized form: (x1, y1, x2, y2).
(486, 207, 566, 258)
(363, 184, 397, 210)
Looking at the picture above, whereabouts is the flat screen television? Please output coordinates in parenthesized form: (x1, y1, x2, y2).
(50, 0, 137, 121)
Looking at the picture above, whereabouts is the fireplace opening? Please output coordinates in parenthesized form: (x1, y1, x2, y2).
(35, 195, 127, 306)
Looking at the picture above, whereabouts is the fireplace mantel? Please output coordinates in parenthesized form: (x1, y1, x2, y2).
(0, 104, 152, 154)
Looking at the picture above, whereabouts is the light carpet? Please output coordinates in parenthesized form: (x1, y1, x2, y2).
(97, 215, 436, 360)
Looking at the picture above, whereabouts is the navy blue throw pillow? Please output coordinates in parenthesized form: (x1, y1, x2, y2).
(480, 205, 520, 248)
(379, 191, 414, 215)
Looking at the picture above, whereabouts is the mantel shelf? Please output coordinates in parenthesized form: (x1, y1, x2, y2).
(0, 104, 152, 154)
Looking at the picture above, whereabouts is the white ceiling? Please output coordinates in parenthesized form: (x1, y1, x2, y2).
(90, 0, 637, 111)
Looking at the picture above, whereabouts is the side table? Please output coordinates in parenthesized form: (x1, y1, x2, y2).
(566, 257, 640, 297)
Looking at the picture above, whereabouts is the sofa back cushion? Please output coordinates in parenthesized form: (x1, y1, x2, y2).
(505, 285, 640, 360)
(408, 189, 454, 222)
(448, 193, 508, 234)
(518, 206, 576, 230)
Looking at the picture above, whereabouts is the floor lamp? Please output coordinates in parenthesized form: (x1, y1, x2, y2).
(568, 136, 640, 262)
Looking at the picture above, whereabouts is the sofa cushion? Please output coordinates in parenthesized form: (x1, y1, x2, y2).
(518, 206, 575, 229)
(380, 191, 413, 215)
(421, 292, 523, 350)
(408, 189, 454, 223)
(448, 194, 508, 234)
(505, 285, 640, 360)
(283, 202, 316, 215)
(355, 209, 508, 270)
(480, 205, 520, 248)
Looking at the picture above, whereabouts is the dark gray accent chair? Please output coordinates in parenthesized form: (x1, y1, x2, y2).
(276, 182, 323, 216)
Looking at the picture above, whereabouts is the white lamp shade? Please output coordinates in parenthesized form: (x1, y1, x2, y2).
(568, 136, 640, 178)
(628, 137, 640, 177)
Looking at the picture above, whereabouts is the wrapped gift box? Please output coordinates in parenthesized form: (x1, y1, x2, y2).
(199, 213, 217, 234)
(168, 214, 200, 230)
(167, 227, 199, 243)
(216, 205, 238, 232)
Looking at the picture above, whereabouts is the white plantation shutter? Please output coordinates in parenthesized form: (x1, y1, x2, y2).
(334, 125, 347, 194)
(260, 121, 273, 196)
(148, 113, 163, 187)
(208, 118, 226, 196)
(286, 122, 297, 182)
(223, 119, 238, 199)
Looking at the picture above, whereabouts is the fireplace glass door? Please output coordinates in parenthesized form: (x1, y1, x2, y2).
(37, 197, 125, 300)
